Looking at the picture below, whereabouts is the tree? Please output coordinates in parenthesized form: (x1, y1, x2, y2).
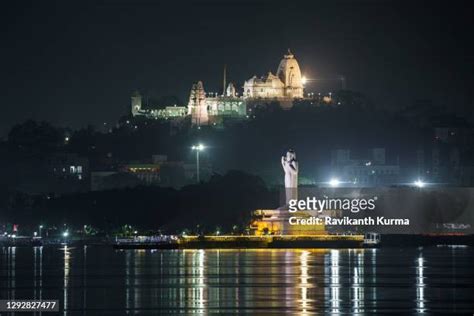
(8, 120, 64, 153)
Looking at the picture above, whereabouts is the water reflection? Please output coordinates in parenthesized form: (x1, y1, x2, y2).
(63, 245, 71, 315)
(6, 247, 16, 300)
(0, 246, 473, 314)
(82, 245, 87, 315)
(299, 250, 310, 315)
(370, 248, 377, 312)
(352, 251, 364, 313)
(125, 250, 132, 312)
(190, 249, 207, 313)
(416, 253, 425, 313)
(324, 249, 341, 313)
(33, 246, 43, 315)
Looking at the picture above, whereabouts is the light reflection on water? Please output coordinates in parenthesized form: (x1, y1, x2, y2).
(0, 246, 473, 314)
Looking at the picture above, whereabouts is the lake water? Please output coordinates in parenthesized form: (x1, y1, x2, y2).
(1, 246, 473, 314)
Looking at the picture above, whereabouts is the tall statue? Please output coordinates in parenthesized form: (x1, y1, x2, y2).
(281, 149, 298, 205)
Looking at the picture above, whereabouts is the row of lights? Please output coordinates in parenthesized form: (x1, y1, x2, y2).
(191, 144, 205, 151)
(306, 92, 333, 97)
(191, 143, 427, 189)
(327, 177, 426, 188)
(6, 225, 143, 239)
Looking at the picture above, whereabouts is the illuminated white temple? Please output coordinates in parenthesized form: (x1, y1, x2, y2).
(244, 50, 304, 99)
(130, 50, 306, 126)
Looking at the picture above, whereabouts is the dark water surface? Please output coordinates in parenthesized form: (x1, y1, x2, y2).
(1, 246, 473, 314)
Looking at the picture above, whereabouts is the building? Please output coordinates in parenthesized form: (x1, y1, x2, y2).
(154, 106, 187, 119)
(249, 209, 328, 236)
(202, 83, 247, 128)
(243, 50, 304, 99)
(131, 50, 305, 126)
(130, 91, 187, 120)
(328, 148, 400, 186)
(187, 81, 209, 126)
(39, 153, 90, 193)
(120, 163, 161, 184)
(243, 72, 285, 99)
(184, 80, 248, 127)
(48, 153, 88, 181)
(90, 155, 212, 190)
(207, 83, 246, 117)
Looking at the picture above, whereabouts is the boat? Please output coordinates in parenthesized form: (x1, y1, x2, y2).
(363, 232, 381, 247)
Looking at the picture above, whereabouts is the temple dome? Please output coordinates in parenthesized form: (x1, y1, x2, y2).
(276, 49, 303, 89)
(243, 50, 304, 99)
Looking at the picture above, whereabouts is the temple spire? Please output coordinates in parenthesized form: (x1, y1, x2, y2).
(223, 64, 227, 96)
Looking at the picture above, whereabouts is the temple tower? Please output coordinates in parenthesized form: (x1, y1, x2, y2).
(131, 90, 142, 116)
(226, 82, 236, 97)
(276, 49, 304, 98)
(188, 81, 208, 126)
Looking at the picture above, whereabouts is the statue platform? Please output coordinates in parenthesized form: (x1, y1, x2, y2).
(250, 209, 327, 236)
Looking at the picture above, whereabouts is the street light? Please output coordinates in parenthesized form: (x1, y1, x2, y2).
(329, 178, 340, 187)
(413, 179, 425, 188)
(39, 225, 44, 237)
(192, 144, 205, 183)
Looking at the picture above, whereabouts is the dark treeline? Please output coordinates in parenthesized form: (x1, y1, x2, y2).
(1, 171, 277, 233)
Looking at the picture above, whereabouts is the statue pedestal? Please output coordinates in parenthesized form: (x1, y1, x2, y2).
(249, 149, 328, 235)
(250, 209, 326, 236)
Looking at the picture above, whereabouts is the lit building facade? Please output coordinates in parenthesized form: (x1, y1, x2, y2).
(243, 72, 285, 98)
(243, 50, 304, 99)
(153, 106, 187, 119)
(187, 81, 209, 126)
(207, 82, 246, 117)
(130, 50, 305, 126)
(130, 91, 187, 120)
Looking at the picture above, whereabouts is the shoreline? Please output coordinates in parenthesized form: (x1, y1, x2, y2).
(2, 234, 473, 249)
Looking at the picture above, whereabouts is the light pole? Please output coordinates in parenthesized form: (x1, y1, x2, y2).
(413, 179, 425, 188)
(192, 144, 205, 182)
(63, 230, 69, 240)
(39, 225, 43, 237)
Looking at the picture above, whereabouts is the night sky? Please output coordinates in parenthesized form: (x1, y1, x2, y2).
(1, 0, 473, 135)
